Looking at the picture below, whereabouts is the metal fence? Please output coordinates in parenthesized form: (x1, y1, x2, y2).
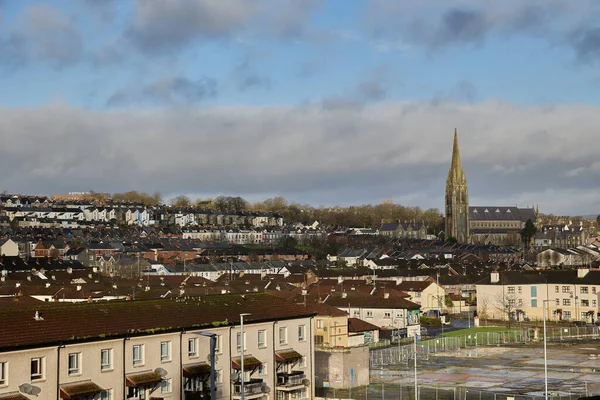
(370, 326, 600, 368)
(316, 383, 585, 400)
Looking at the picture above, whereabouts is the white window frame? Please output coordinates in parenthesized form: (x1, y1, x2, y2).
(101, 349, 112, 371)
(0, 362, 6, 386)
(160, 341, 171, 362)
(279, 327, 288, 346)
(188, 338, 197, 357)
(316, 319, 323, 329)
(133, 345, 144, 366)
(298, 325, 306, 341)
(68, 352, 81, 376)
(31, 357, 43, 381)
(258, 330, 266, 348)
(161, 378, 172, 394)
(236, 332, 247, 352)
(366, 311, 373, 318)
(100, 389, 112, 400)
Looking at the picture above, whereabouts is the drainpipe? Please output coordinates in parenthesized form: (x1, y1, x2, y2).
(123, 336, 128, 400)
(180, 330, 184, 399)
(310, 316, 314, 398)
(57, 343, 63, 400)
(273, 321, 278, 400)
(229, 326, 233, 400)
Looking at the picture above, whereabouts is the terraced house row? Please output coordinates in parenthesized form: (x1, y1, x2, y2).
(0, 293, 315, 400)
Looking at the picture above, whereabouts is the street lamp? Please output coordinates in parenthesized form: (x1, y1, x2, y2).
(542, 299, 551, 400)
(240, 313, 252, 400)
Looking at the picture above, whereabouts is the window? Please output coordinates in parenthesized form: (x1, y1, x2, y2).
(508, 299, 515, 306)
(188, 338, 197, 357)
(128, 387, 145, 399)
(300, 356, 307, 368)
(531, 286, 537, 297)
(216, 369, 223, 384)
(581, 287, 589, 294)
(100, 389, 112, 400)
(556, 298, 560, 306)
(593, 287, 597, 295)
(316, 319, 323, 329)
(101, 349, 112, 371)
(31, 357, 43, 380)
(555, 286, 559, 293)
(236, 332, 247, 352)
(366, 311, 373, 318)
(582, 312, 588, 320)
(160, 341, 171, 362)
(593, 300, 597, 307)
(184, 376, 203, 392)
(215, 335, 222, 353)
(396, 311, 403, 318)
(384, 312, 391, 319)
(581, 299, 590, 307)
(0, 362, 6, 386)
(258, 330, 266, 348)
(298, 325, 306, 341)
(563, 299, 571, 306)
(161, 378, 172, 394)
(353, 310, 360, 317)
(507, 287, 515, 294)
(133, 345, 144, 366)
(562, 286, 570, 293)
(279, 327, 288, 345)
(531, 299, 537, 307)
(518, 286, 522, 294)
(258, 362, 267, 376)
(563, 311, 571, 320)
(517, 299, 522, 307)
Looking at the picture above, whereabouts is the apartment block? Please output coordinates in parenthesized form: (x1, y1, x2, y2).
(0, 293, 314, 400)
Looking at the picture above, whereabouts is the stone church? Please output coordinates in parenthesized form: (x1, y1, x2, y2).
(445, 129, 536, 245)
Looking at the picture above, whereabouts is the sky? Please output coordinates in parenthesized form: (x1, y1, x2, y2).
(1, 0, 600, 216)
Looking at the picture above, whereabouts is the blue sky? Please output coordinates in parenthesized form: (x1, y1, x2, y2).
(1, 0, 600, 215)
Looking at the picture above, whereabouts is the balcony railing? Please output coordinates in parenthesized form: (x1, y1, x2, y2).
(277, 371, 306, 387)
(233, 379, 264, 395)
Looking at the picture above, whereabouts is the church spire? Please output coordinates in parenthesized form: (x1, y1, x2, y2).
(448, 128, 465, 183)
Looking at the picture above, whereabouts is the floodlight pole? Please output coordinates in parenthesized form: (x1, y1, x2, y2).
(543, 300, 549, 400)
(199, 332, 217, 400)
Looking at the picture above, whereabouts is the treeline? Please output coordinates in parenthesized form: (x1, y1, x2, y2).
(82, 192, 443, 231)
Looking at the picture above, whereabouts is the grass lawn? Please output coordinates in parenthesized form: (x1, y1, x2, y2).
(441, 326, 521, 337)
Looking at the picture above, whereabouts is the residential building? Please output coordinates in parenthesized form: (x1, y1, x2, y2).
(0, 293, 314, 400)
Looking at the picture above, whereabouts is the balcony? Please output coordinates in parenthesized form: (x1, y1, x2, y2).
(277, 371, 307, 391)
(232, 379, 266, 399)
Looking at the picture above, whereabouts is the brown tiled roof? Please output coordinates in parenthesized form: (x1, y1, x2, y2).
(126, 372, 163, 387)
(0, 394, 28, 400)
(183, 363, 211, 377)
(348, 317, 381, 332)
(0, 293, 315, 350)
(275, 349, 303, 363)
(60, 382, 103, 399)
(231, 356, 262, 369)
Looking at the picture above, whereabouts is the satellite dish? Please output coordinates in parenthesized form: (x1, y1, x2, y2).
(262, 385, 270, 393)
(19, 383, 33, 394)
(154, 367, 168, 377)
(302, 379, 311, 386)
(231, 372, 240, 381)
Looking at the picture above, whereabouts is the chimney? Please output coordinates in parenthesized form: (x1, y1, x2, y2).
(76, 285, 82, 291)
(87, 296, 93, 303)
(67, 267, 73, 274)
(578, 268, 590, 278)
(337, 276, 343, 284)
(45, 283, 51, 288)
(34, 311, 43, 321)
(342, 292, 347, 299)
(490, 272, 500, 283)
(384, 292, 390, 299)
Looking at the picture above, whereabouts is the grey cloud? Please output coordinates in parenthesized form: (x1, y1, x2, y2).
(126, 0, 259, 52)
(0, 4, 84, 69)
(1, 100, 600, 215)
(570, 27, 600, 62)
(363, 0, 600, 58)
(106, 76, 217, 106)
(356, 81, 386, 102)
(233, 59, 270, 92)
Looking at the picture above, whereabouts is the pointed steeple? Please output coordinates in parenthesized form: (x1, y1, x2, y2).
(447, 128, 465, 183)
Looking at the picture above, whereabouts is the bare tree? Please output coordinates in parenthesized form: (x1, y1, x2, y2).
(477, 296, 491, 326)
(494, 291, 520, 328)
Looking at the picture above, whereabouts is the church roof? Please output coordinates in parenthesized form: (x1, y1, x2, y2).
(469, 206, 536, 222)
